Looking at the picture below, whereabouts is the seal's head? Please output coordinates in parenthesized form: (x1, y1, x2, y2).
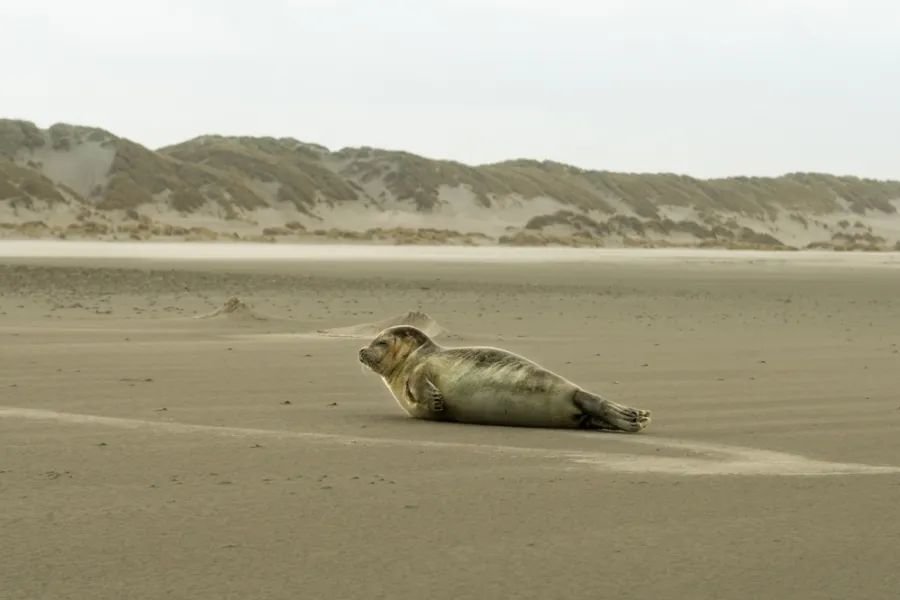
(358, 325, 434, 377)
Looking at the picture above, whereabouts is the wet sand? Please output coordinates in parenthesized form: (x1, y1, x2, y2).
(1, 250, 899, 600)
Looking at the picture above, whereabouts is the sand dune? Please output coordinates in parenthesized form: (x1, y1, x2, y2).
(318, 310, 447, 339)
(4, 119, 900, 251)
(194, 296, 269, 321)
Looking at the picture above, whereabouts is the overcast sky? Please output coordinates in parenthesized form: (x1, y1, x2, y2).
(1, 0, 898, 178)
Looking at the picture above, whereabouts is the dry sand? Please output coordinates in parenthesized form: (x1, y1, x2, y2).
(1, 247, 899, 600)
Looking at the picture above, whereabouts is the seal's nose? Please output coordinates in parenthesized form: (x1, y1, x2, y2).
(357, 347, 366, 360)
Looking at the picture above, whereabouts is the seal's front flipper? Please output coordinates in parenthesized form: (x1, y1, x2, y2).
(407, 366, 445, 412)
(573, 389, 651, 433)
(423, 379, 445, 412)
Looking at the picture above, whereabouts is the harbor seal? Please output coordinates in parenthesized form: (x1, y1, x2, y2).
(357, 325, 651, 433)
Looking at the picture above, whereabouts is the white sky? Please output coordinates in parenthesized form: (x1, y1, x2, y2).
(1, 0, 898, 178)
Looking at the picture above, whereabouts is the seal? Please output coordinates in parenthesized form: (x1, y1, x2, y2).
(357, 325, 651, 433)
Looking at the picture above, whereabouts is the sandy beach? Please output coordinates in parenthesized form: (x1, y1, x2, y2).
(1, 244, 899, 600)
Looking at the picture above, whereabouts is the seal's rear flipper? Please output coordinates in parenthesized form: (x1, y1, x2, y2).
(573, 389, 651, 433)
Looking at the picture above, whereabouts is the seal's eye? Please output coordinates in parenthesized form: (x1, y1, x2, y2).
(374, 340, 389, 348)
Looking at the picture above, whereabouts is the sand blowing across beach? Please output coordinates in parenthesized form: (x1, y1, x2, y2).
(1, 247, 899, 600)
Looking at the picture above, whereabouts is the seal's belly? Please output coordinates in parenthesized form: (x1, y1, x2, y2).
(436, 376, 579, 429)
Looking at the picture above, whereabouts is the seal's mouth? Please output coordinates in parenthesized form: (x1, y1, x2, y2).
(358, 347, 376, 372)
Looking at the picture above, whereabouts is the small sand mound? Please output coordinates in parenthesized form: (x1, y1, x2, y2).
(195, 296, 267, 321)
(318, 310, 447, 339)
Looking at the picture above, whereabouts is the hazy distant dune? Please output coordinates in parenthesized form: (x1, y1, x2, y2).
(2, 118, 899, 251)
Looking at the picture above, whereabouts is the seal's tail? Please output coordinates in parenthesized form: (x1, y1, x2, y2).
(573, 389, 651, 433)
